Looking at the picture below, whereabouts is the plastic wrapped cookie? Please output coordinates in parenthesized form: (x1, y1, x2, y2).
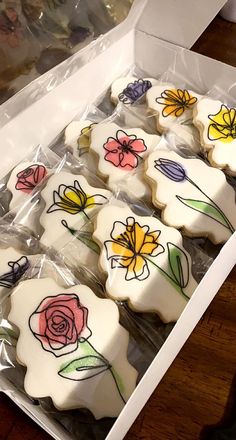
(9, 278, 137, 418)
(145, 149, 236, 244)
(7, 161, 48, 208)
(40, 172, 111, 255)
(93, 205, 197, 323)
(90, 122, 161, 198)
(64, 119, 97, 158)
(111, 76, 158, 105)
(0, 247, 30, 299)
(193, 97, 236, 175)
(7, 161, 48, 232)
(146, 83, 202, 133)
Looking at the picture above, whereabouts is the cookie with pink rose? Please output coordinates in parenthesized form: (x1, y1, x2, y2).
(7, 161, 48, 210)
(90, 122, 161, 198)
(6, 161, 48, 233)
(9, 277, 138, 418)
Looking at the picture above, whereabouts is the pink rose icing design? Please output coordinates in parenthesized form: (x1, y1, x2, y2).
(103, 130, 147, 170)
(15, 164, 47, 194)
(29, 294, 92, 357)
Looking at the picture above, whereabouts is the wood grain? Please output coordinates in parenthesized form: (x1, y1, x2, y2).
(0, 14, 236, 440)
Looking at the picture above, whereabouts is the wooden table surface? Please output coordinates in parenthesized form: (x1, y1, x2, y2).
(0, 15, 236, 440)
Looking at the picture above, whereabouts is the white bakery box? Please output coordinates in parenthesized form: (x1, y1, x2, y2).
(0, 1, 236, 439)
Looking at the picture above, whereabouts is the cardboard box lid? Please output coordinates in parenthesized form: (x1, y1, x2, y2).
(137, 0, 227, 48)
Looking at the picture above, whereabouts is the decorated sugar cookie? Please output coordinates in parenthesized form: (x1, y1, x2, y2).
(111, 76, 158, 105)
(193, 97, 236, 175)
(9, 278, 137, 418)
(7, 162, 47, 210)
(7, 162, 48, 233)
(146, 83, 201, 132)
(0, 247, 30, 299)
(64, 120, 97, 159)
(40, 172, 111, 253)
(93, 205, 197, 323)
(145, 150, 236, 244)
(90, 122, 161, 198)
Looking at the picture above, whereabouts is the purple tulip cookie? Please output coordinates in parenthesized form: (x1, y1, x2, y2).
(9, 278, 137, 418)
(93, 205, 197, 322)
(111, 76, 158, 105)
(193, 97, 236, 175)
(90, 122, 161, 198)
(145, 150, 236, 244)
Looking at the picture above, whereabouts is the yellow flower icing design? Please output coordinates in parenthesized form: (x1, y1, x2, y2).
(78, 123, 97, 152)
(208, 104, 236, 144)
(156, 89, 198, 118)
(105, 216, 164, 281)
(47, 180, 108, 216)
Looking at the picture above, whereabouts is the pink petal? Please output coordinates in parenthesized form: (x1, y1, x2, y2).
(103, 138, 119, 152)
(129, 139, 147, 153)
(119, 152, 138, 169)
(105, 151, 122, 167)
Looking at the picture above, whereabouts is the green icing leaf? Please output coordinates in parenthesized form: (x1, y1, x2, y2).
(58, 355, 110, 381)
(78, 232, 100, 255)
(176, 196, 230, 229)
(167, 243, 189, 289)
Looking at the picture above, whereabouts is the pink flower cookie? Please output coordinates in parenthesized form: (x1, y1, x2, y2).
(7, 161, 48, 234)
(93, 205, 197, 323)
(9, 278, 138, 418)
(90, 122, 161, 198)
(7, 161, 47, 209)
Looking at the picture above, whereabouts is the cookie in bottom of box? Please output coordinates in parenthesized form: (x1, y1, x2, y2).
(93, 205, 197, 323)
(145, 149, 236, 244)
(8, 278, 137, 419)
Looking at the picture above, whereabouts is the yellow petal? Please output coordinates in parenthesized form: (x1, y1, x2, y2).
(140, 242, 159, 255)
(112, 241, 134, 258)
(133, 222, 146, 253)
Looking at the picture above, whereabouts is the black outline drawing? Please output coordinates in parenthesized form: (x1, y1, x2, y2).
(29, 293, 126, 404)
(0, 256, 29, 288)
(46, 179, 108, 217)
(154, 157, 235, 234)
(207, 104, 236, 142)
(155, 88, 198, 118)
(29, 293, 92, 358)
(103, 129, 147, 170)
(104, 216, 191, 300)
(118, 78, 152, 104)
(15, 164, 47, 192)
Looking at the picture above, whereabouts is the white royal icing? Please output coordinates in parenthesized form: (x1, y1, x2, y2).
(93, 205, 197, 323)
(9, 278, 137, 418)
(0, 247, 30, 299)
(146, 83, 202, 132)
(193, 97, 236, 175)
(145, 149, 236, 244)
(111, 76, 158, 105)
(90, 122, 161, 198)
(40, 172, 111, 253)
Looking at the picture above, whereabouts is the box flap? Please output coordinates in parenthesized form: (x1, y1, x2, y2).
(137, 0, 227, 49)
